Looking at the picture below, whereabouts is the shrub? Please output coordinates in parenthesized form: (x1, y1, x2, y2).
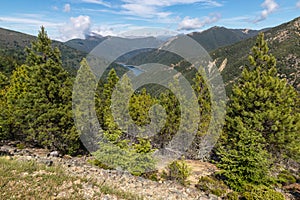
(196, 176, 228, 197)
(87, 158, 113, 170)
(241, 184, 285, 200)
(224, 191, 239, 200)
(277, 170, 296, 186)
(141, 171, 160, 181)
(16, 143, 25, 150)
(92, 141, 157, 176)
(162, 160, 191, 186)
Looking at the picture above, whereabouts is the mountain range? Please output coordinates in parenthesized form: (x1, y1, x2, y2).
(0, 16, 299, 93)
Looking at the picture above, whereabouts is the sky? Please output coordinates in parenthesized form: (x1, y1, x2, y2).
(0, 0, 299, 41)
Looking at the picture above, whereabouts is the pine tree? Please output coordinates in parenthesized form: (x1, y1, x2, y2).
(129, 88, 156, 127)
(73, 58, 98, 151)
(6, 27, 80, 154)
(187, 70, 212, 159)
(94, 71, 156, 174)
(5, 64, 32, 139)
(216, 33, 300, 191)
(0, 72, 9, 138)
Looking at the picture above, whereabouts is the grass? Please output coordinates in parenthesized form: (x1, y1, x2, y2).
(0, 156, 143, 200)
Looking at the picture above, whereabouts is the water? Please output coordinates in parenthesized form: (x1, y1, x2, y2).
(118, 63, 144, 76)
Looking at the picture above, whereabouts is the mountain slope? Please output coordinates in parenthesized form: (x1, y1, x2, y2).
(211, 16, 300, 92)
(188, 26, 261, 52)
(0, 27, 86, 76)
(64, 27, 261, 54)
(64, 34, 107, 53)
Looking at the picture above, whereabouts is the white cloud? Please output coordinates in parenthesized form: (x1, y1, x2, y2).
(177, 14, 221, 31)
(297, 1, 300, 8)
(121, 0, 222, 7)
(81, 0, 111, 7)
(0, 16, 60, 27)
(91, 24, 131, 36)
(121, 3, 171, 18)
(255, 0, 278, 22)
(64, 4, 71, 12)
(120, 0, 222, 19)
(59, 15, 91, 41)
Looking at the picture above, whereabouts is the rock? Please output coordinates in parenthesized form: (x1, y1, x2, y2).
(63, 154, 72, 159)
(40, 159, 53, 166)
(208, 193, 219, 200)
(49, 151, 59, 157)
(0, 146, 13, 156)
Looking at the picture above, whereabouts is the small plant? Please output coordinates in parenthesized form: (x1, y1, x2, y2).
(277, 170, 296, 186)
(87, 158, 113, 170)
(141, 170, 160, 181)
(162, 159, 191, 186)
(224, 191, 239, 200)
(16, 143, 25, 150)
(241, 184, 285, 200)
(196, 176, 228, 197)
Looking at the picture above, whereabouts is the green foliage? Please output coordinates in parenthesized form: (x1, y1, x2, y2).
(16, 143, 25, 150)
(156, 86, 180, 147)
(162, 160, 191, 186)
(94, 69, 157, 175)
(129, 88, 156, 126)
(216, 33, 300, 191)
(93, 141, 156, 176)
(211, 17, 300, 93)
(224, 191, 239, 200)
(187, 70, 212, 159)
(196, 176, 228, 197)
(241, 184, 285, 200)
(277, 170, 297, 186)
(0, 72, 9, 138)
(5, 27, 80, 154)
(87, 158, 113, 170)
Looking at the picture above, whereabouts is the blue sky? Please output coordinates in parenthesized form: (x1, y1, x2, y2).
(0, 0, 299, 41)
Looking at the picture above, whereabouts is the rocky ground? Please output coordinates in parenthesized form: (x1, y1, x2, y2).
(0, 141, 221, 200)
(1, 141, 298, 200)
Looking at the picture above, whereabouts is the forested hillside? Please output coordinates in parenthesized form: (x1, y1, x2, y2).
(0, 27, 86, 76)
(211, 16, 300, 93)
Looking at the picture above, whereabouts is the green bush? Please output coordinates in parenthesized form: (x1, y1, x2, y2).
(162, 160, 191, 186)
(87, 158, 113, 170)
(277, 170, 296, 186)
(241, 184, 285, 200)
(141, 170, 160, 181)
(196, 176, 228, 197)
(92, 141, 157, 176)
(224, 191, 239, 200)
(16, 143, 25, 150)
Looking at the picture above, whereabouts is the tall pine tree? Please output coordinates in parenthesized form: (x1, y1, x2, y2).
(6, 27, 80, 154)
(217, 33, 300, 191)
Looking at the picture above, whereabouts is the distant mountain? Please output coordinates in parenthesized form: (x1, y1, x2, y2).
(0, 27, 86, 76)
(64, 34, 164, 54)
(65, 27, 261, 54)
(65, 33, 107, 53)
(1, 16, 299, 94)
(188, 26, 262, 52)
(211, 16, 300, 93)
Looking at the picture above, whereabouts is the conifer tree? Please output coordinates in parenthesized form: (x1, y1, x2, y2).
(129, 88, 156, 127)
(187, 70, 212, 159)
(217, 33, 300, 191)
(73, 58, 98, 151)
(94, 70, 156, 174)
(6, 27, 80, 154)
(0, 72, 9, 138)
